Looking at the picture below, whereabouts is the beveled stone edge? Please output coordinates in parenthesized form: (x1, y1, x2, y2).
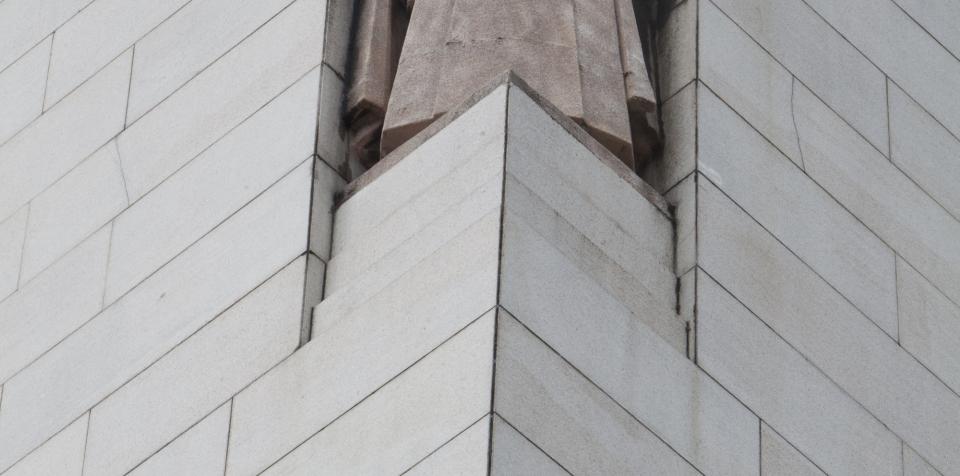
(339, 71, 671, 218)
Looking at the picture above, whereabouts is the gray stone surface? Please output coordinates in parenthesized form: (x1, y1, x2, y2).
(494, 310, 698, 476)
(83, 257, 303, 476)
(709, 0, 888, 154)
(699, 180, 960, 474)
(0, 226, 109, 383)
(795, 81, 960, 312)
(261, 313, 495, 475)
(404, 416, 490, 476)
(44, 0, 189, 107)
(0, 50, 128, 220)
(106, 68, 318, 302)
(0, 164, 310, 471)
(20, 141, 127, 283)
(126, 0, 296, 123)
(128, 402, 231, 476)
(314, 63, 348, 178)
(699, 0, 801, 165)
(904, 444, 943, 476)
(666, 173, 696, 275)
(2, 414, 87, 476)
(760, 423, 826, 476)
(0, 206, 27, 300)
(490, 415, 569, 476)
(116, 0, 323, 200)
(0, 0, 92, 71)
(697, 271, 902, 476)
(699, 87, 898, 337)
(893, 0, 960, 59)
(890, 82, 960, 220)
(898, 257, 960, 395)
(0, 36, 49, 145)
(657, 0, 697, 102)
(649, 80, 696, 194)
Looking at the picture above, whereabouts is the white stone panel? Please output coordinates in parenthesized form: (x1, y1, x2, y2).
(315, 63, 348, 175)
(128, 403, 230, 476)
(803, 0, 960, 140)
(332, 85, 507, 256)
(794, 82, 960, 311)
(105, 68, 319, 302)
(698, 87, 898, 337)
(44, 0, 190, 107)
(666, 173, 696, 275)
(0, 163, 310, 471)
(648, 80, 696, 194)
(0, 225, 109, 383)
(699, 0, 800, 165)
(904, 445, 942, 476)
(307, 160, 345, 261)
(227, 213, 500, 475)
(405, 416, 490, 476)
(0, 51, 129, 220)
(708, 0, 888, 154)
(699, 181, 960, 474)
(500, 214, 757, 476)
(898, 258, 960, 395)
(127, 0, 296, 123)
(0, 37, 50, 145)
(0, 0, 91, 71)
(760, 423, 826, 476)
(657, 0, 697, 101)
(494, 311, 698, 476)
(0, 206, 28, 301)
(889, 83, 960, 220)
(260, 313, 495, 475)
(116, 0, 324, 200)
(893, 0, 960, 59)
(20, 142, 127, 283)
(696, 272, 901, 476)
(2, 414, 87, 476)
(490, 415, 568, 476)
(84, 258, 304, 476)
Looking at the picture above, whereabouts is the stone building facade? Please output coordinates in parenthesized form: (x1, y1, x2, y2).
(0, 0, 958, 474)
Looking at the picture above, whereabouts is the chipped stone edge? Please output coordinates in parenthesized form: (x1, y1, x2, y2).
(338, 71, 671, 218)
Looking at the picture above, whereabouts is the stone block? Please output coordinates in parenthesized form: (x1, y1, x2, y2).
(647, 80, 696, 194)
(696, 271, 902, 476)
(904, 445, 942, 476)
(893, 0, 960, 59)
(666, 172, 696, 275)
(709, 0, 888, 154)
(698, 87, 898, 337)
(404, 416, 490, 476)
(84, 257, 303, 475)
(657, 0, 697, 101)
(760, 423, 826, 476)
(898, 258, 960, 395)
(0, 0, 91, 71)
(0, 51, 128, 220)
(0, 206, 28, 300)
(315, 63, 349, 177)
(307, 160, 345, 262)
(494, 310, 697, 475)
(116, 0, 324, 200)
(0, 225, 109, 383)
(490, 415, 568, 475)
(699, 180, 960, 474)
(105, 68, 318, 302)
(0, 36, 49, 144)
(20, 141, 127, 283)
(699, 0, 800, 165)
(0, 163, 310, 471)
(795, 81, 960, 310)
(319, 0, 352, 77)
(126, 0, 296, 123)
(1, 414, 87, 476)
(227, 216, 499, 475)
(44, 0, 190, 107)
(128, 403, 231, 476)
(260, 312, 495, 475)
(890, 82, 960, 220)
(803, 0, 960, 140)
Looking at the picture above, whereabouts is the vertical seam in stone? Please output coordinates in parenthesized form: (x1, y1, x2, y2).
(100, 222, 115, 310)
(123, 45, 136, 128)
(113, 141, 132, 205)
(893, 253, 901, 345)
(41, 31, 55, 113)
(79, 412, 92, 476)
(757, 419, 762, 476)
(223, 398, 235, 476)
(885, 76, 893, 161)
(691, 0, 701, 364)
(489, 413, 575, 475)
(790, 76, 807, 171)
(15, 202, 31, 291)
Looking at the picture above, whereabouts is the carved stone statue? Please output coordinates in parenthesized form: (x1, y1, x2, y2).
(346, 0, 659, 171)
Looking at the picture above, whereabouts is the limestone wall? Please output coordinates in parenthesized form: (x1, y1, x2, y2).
(654, 0, 960, 474)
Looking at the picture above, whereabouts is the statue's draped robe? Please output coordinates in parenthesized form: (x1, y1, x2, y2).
(347, 0, 657, 170)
